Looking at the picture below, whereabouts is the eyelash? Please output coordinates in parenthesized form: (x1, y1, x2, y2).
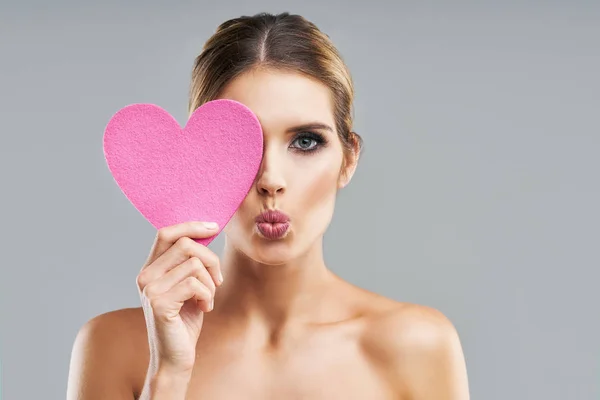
(289, 131, 328, 154)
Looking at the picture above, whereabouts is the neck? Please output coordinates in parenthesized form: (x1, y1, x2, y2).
(213, 236, 335, 332)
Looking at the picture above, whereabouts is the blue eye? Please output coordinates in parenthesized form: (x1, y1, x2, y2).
(295, 137, 317, 150)
(290, 131, 327, 153)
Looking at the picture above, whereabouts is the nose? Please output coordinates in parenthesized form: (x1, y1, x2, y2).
(255, 146, 286, 196)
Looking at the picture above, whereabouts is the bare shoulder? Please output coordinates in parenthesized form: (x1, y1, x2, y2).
(360, 300, 460, 359)
(81, 306, 146, 334)
(357, 294, 470, 399)
(67, 307, 149, 400)
(76, 307, 148, 359)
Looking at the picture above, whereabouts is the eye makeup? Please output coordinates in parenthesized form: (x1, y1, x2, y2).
(289, 131, 328, 154)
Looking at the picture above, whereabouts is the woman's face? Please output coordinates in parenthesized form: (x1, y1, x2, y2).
(217, 67, 352, 265)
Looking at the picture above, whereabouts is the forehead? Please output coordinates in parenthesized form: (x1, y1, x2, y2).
(217, 67, 335, 132)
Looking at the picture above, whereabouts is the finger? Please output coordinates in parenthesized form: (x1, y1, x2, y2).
(142, 257, 216, 300)
(151, 277, 213, 316)
(137, 237, 222, 292)
(144, 221, 219, 267)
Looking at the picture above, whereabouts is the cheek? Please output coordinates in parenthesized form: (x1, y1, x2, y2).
(225, 201, 253, 233)
(297, 157, 341, 209)
(223, 197, 252, 235)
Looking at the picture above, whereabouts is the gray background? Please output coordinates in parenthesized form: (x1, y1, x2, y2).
(1, 1, 598, 399)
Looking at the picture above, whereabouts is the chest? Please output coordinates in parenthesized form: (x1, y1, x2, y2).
(184, 335, 398, 399)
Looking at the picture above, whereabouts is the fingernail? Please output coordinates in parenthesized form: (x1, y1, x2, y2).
(218, 270, 224, 284)
(203, 222, 218, 230)
(210, 298, 215, 310)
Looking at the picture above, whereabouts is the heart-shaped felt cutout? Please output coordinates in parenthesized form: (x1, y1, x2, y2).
(103, 99, 264, 245)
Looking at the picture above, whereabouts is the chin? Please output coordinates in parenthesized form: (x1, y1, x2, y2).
(250, 252, 292, 266)
(248, 230, 297, 265)
(223, 225, 295, 264)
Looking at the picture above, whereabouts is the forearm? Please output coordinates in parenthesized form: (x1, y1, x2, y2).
(138, 368, 193, 400)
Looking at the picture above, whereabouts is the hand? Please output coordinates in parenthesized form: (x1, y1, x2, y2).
(136, 221, 223, 375)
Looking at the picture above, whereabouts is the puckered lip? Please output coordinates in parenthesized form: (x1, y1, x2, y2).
(255, 209, 290, 224)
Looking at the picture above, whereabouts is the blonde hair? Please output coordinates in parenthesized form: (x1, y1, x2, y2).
(188, 12, 362, 162)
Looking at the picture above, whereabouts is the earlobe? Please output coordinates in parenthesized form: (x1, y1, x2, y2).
(340, 163, 357, 189)
(337, 172, 349, 189)
(337, 161, 348, 189)
(338, 132, 361, 189)
(338, 156, 358, 189)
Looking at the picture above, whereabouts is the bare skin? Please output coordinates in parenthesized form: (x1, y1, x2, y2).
(67, 68, 469, 399)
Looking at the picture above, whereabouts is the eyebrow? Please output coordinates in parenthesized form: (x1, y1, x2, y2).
(285, 123, 334, 134)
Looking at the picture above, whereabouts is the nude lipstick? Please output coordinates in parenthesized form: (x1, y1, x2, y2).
(255, 209, 290, 239)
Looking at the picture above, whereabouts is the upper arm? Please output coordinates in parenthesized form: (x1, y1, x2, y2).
(365, 305, 470, 400)
(67, 310, 141, 400)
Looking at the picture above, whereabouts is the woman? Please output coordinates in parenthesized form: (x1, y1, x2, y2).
(67, 12, 469, 400)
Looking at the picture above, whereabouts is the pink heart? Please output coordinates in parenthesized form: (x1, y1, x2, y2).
(103, 99, 264, 245)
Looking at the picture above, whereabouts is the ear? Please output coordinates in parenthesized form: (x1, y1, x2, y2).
(338, 132, 362, 189)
